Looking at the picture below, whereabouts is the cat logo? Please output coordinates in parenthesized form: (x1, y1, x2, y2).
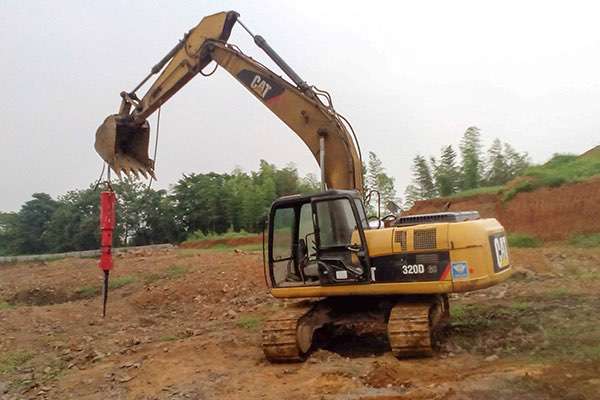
(490, 234, 510, 272)
(237, 69, 284, 101)
(250, 75, 273, 98)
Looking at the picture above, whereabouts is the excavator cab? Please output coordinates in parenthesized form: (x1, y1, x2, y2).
(266, 190, 370, 288)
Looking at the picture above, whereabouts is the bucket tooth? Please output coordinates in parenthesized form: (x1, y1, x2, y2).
(138, 169, 148, 179)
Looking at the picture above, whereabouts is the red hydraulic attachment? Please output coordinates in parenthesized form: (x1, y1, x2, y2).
(99, 190, 116, 317)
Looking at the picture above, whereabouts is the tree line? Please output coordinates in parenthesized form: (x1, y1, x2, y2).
(404, 126, 529, 206)
(0, 156, 397, 256)
(3, 130, 527, 257)
(0, 161, 316, 256)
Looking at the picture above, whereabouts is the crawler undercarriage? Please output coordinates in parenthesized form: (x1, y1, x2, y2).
(262, 295, 449, 362)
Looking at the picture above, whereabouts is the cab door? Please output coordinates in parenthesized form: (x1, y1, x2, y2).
(312, 196, 370, 284)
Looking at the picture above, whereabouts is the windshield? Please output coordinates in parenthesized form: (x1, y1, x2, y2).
(315, 198, 361, 248)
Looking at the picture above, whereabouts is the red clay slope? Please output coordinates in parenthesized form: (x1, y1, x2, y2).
(407, 177, 600, 241)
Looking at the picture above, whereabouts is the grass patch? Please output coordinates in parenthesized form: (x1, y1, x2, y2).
(502, 153, 600, 201)
(450, 304, 467, 320)
(0, 351, 34, 374)
(448, 185, 504, 199)
(541, 323, 600, 361)
(143, 266, 188, 284)
(0, 301, 15, 310)
(143, 273, 163, 284)
(510, 301, 530, 311)
(237, 314, 263, 330)
(547, 287, 571, 300)
(184, 229, 254, 244)
(109, 275, 135, 289)
(165, 265, 187, 279)
(77, 275, 135, 295)
(508, 233, 542, 248)
(75, 285, 99, 298)
(159, 335, 178, 342)
(569, 233, 600, 248)
(573, 270, 600, 281)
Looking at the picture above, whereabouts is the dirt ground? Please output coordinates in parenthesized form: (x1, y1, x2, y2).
(1, 245, 600, 400)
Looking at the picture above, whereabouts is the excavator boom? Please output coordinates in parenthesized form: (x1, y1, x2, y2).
(95, 11, 363, 191)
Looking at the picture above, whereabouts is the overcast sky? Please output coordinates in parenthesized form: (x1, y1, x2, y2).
(1, 0, 599, 211)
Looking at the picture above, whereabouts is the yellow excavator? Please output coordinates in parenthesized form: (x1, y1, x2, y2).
(95, 11, 512, 361)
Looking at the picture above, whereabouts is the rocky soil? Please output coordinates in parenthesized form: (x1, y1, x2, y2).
(1, 245, 600, 399)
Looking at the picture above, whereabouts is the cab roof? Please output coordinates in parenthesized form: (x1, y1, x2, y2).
(271, 189, 361, 207)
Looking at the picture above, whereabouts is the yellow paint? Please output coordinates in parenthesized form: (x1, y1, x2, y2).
(271, 218, 513, 298)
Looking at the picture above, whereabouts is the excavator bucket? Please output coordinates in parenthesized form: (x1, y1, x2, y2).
(95, 115, 155, 179)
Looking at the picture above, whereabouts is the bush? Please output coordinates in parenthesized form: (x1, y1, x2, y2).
(569, 233, 600, 248)
(508, 233, 542, 248)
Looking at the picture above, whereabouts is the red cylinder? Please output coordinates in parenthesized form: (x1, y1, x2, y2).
(100, 191, 116, 230)
(99, 191, 116, 272)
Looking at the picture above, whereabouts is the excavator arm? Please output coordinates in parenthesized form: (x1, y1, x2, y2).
(95, 11, 363, 192)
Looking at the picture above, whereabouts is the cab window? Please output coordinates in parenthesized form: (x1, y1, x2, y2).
(315, 198, 361, 248)
(271, 207, 294, 261)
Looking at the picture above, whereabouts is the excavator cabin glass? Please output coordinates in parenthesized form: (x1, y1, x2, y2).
(267, 190, 370, 288)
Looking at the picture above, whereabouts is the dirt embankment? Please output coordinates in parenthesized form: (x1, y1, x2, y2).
(408, 178, 600, 240)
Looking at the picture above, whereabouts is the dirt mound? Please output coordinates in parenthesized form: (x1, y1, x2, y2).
(178, 235, 261, 249)
(408, 178, 600, 240)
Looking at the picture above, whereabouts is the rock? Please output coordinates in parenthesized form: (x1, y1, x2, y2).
(120, 361, 135, 369)
(225, 310, 238, 319)
(484, 354, 499, 362)
(118, 375, 135, 383)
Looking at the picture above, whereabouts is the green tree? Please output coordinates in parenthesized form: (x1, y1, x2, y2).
(484, 138, 510, 186)
(45, 188, 100, 252)
(298, 173, 320, 193)
(273, 163, 300, 196)
(0, 212, 19, 255)
(131, 189, 184, 245)
(366, 152, 398, 214)
(460, 126, 483, 190)
(412, 155, 437, 200)
(433, 145, 461, 196)
(403, 184, 420, 209)
(172, 173, 229, 235)
(504, 143, 530, 178)
(11, 193, 58, 254)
